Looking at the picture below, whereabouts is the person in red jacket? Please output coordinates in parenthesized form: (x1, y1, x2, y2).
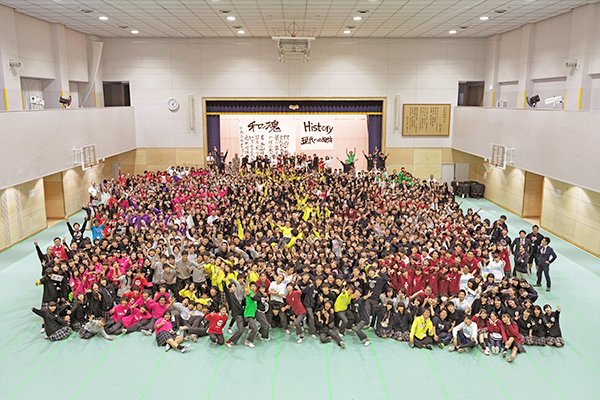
(286, 283, 307, 343)
(460, 250, 480, 276)
(498, 244, 512, 279)
(448, 264, 461, 295)
(206, 305, 229, 346)
(501, 313, 526, 362)
(52, 237, 69, 261)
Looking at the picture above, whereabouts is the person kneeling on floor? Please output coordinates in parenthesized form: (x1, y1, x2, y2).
(449, 314, 478, 353)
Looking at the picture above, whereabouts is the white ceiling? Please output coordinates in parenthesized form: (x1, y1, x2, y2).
(0, 0, 593, 38)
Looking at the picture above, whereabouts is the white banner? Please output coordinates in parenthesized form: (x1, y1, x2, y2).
(299, 117, 335, 150)
(237, 116, 296, 159)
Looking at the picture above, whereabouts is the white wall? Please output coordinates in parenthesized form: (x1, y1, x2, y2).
(530, 13, 571, 81)
(452, 107, 600, 193)
(101, 37, 487, 149)
(65, 28, 88, 82)
(0, 107, 136, 189)
(497, 28, 521, 84)
(14, 12, 55, 79)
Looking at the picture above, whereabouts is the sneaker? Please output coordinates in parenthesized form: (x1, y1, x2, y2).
(493, 346, 499, 355)
(311, 334, 317, 339)
(532, 284, 541, 287)
(339, 333, 344, 338)
(438, 343, 445, 349)
(502, 349, 508, 358)
(41, 328, 46, 334)
(228, 328, 233, 335)
(180, 344, 191, 353)
(245, 341, 255, 348)
(364, 340, 371, 347)
(425, 344, 433, 350)
(340, 341, 346, 349)
(141, 329, 152, 336)
(368, 326, 373, 331)
(483, 348, 490, 356)
(546, 288, 551, 292)
(409, 341, 415, 348)
(507, 354, 515, 363)
(284, 329, 290, 335)
(190, 335, 198, 343)
(121, 328, 127, 335)
(448, 346, 457, 352)
(165, 344, 171, 352)
(297, 337, 304, 344)
(225, 341, 232, 349)
(458, 348, 465, 353)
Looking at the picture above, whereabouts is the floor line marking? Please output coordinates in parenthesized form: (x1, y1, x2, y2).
(366, 332, 390, 400)
(8, 335, 70, 399)
(139, 351, 167, 400)
(477, 352, 511, 399)
(425, 348, 449, 400)
(206, 344, 225, 400)
(73, 335, 121, 399)
(525, 353, 567, 399)
(325, 342, 332, 400)
(0, 321, 37, 357)
(271, 330, 281, 400)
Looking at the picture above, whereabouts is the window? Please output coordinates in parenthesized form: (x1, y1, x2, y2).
(102, 81, 130, 107)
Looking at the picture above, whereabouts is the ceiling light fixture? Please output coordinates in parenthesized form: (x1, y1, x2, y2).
(131, 30, 139, 34)
(119, 25, 129, 29)
(227, 16, 236, 21)
(238, 30, 245, 34)
(353, 16, 362, 21)
(357, 10, 369, 14)
(449, 30, 457, 34)
(494, 9, 507, 14)
(99, 16, 108, 21)
(219, 10, 231, 14)
(80, 9, 93, 14)
(479, 16, 489, 21)
(344, 30, 351, 34)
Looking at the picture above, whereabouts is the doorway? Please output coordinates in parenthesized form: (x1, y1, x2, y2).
(43, 173, 65, 227)
(458, 81, 485, 106)
(103, 81, 131, 107)
(441, 163, 471, 185)
(522, 171, 544, 220)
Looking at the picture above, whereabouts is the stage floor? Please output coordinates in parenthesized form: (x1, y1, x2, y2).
(1, 199, 599, 400)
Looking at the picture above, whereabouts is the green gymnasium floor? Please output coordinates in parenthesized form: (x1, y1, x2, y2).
(1, 198, 599, 400)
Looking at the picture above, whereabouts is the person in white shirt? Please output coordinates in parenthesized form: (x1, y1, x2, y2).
(449, 314, 478, 353)
(458, 265, 473, 291)
(451, 290, 471, 314)
(427, 174, 437, 185)
(88, 181, 99, 203)
(488, 252, 506, 283)
(268, 275, 287, 304)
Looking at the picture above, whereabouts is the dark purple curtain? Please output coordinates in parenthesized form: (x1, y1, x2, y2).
(207, 115, 221, 155)
(206, 100, 383, 155)
(367, 115, 382, 155)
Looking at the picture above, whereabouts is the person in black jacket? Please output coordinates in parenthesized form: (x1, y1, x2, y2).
(224, 282, 246, 348)
(526, 225, 544, 274)
(70, 292, 89, 331)
(392, 302, 414, 342)
(32, 302, 72, 341)
(543, 305, 563, 347)
(350, 290, 372, 347)
(66, 215, 88, 248)
(315, 301, 345, 349)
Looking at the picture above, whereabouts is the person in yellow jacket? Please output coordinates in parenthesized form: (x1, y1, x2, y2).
(409, 308, 437, 350)
(334, 286, 353, 336)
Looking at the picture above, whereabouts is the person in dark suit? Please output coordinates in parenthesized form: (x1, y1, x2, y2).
(511, 230, 532, 256)
(533, 237, 557, 292)
(491, 215, 507, 241)
(526, 225, 544, 274)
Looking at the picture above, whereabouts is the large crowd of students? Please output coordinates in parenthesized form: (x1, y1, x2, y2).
(31, 151, 563, 362)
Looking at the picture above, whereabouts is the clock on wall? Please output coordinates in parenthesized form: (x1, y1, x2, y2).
(167, 98, 179, 111)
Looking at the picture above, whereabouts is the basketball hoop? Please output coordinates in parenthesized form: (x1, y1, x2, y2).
(483, 162, 496, 179)
(91, 163, 105, 172)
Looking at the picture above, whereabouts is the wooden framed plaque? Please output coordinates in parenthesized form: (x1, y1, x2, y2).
(402, 104, 451, 136)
